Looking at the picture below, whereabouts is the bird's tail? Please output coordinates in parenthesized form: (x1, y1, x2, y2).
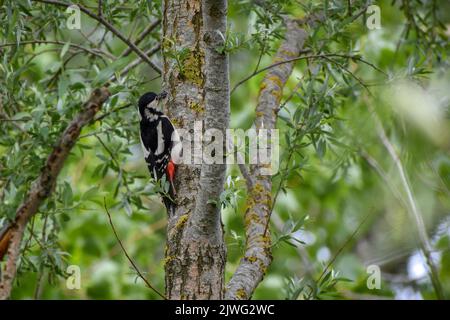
(0, 222, 13, 261)
(163, 196, 176, 217)
(162, 179, 177, 216)
(163, 160, 177, 216)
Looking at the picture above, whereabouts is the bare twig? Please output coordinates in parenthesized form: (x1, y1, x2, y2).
(103, 200, 166, 299)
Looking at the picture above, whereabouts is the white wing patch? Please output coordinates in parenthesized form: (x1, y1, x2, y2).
(160, 115, 182, 164)
(144, 109, 158, 121)
(140, 134, 150, 159)
(153, 167, 158, 181)
(155, 120, 165, 155)
(171, 128, 182, 164)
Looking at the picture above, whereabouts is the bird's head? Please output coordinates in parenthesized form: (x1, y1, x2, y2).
(138, 91, 168, 120)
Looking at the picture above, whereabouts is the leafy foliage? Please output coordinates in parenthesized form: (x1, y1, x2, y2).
(1, 0, 450, 299)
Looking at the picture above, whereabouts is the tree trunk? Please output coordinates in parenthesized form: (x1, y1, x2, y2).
(162, 0, 228, 299)
(225, 18, 307, 299)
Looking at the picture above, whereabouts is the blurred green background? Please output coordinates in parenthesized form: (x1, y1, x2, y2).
(0, 0, 449, 299)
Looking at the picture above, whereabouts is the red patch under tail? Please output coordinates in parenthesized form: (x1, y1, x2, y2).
(166, 160, 176, 196)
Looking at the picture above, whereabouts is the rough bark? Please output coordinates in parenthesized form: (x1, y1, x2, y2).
(225, 18, 307, 299)
(162, 0, 228, 299)
(0, 88, 110, 300)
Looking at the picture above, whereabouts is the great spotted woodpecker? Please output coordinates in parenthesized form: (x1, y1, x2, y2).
(138, 91, 181, 214)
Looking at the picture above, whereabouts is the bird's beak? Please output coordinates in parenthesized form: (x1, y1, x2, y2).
(156, 91, 168, 101)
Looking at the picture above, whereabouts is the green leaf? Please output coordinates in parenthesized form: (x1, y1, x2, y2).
(11, 112, 31, 120)
(92, 56, 132, 86)
(62, 181, 73, 206)
(60, 212, 71, 222)
(122, 198, 132, 216)
(316, 139, 326, 159)
(60, 41, 71, 58)
(81, 186, 99, 201)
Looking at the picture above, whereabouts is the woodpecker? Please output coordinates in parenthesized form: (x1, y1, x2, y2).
(138, 91, 181, 215)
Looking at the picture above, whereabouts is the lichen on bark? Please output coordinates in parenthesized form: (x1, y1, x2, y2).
(225, 18, 307, 300)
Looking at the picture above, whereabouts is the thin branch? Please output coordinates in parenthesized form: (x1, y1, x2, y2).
(253, 31, 268, 73)
(32, 0, 161, 74)
(95, 134, 131, 196)
(0, 40, 115, 60)
(93, 103, 133, 122)
(114, 44, 161, 81)
(0, 116, 29, 134)
(0, 41, 148, 128)
(119, 19, 161, 58)
(103, 200, 166, 299)
(317, 212, 371, 283)
(271, 214, 315, 279)
(98, 0, 102, 17)
(263, 149, 295, 236)
(376, 117, 445, 299)
(226, 136, 253, 188)
(231, 51, 385, 94)
(276, 78, 303, 114)
(100, 44, 161, 86)
(360, 149, 409, 209)
(97, 27, 109, 48)
(231, 49, 311, 94)
(78, 122, 138, 140)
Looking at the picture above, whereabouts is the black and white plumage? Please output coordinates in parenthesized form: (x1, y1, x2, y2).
(138, 91, 181, 213)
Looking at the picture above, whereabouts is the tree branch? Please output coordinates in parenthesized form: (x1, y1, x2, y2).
(225, 18, 307, 299)
(0, 87, 110, 300)
(32, 0, 162, 74)
(98, 0, 102, 16)
(0, 40, 115, 60)
(103, 200, 166, 299)
(115, 44, 161, 81)
(119, 19, 161, 58)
